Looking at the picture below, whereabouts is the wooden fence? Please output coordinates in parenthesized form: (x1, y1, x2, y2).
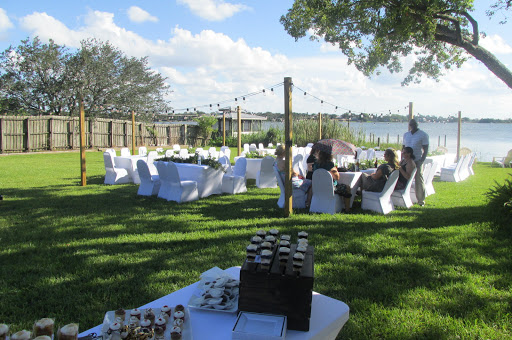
(0, 116, 200, 153)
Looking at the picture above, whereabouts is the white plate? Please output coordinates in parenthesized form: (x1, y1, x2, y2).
(233, 312, 286, 340)
(187, 268, 239, 313)
(101, 307, 192, 340)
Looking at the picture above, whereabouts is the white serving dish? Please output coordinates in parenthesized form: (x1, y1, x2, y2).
(188, 267, 239, 314)
(101, 307, 192, 340)
(232, 312, 287, 340)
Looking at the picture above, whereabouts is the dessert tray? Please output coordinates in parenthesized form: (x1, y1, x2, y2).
(101, 307, 192, 340)
(188, 267, 239, 313)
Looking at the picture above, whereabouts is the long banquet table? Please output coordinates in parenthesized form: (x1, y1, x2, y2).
(174, 163, 225, 198)
(79, 266, 350, 340)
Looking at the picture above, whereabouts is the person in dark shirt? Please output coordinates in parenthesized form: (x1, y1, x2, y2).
(360, 148, 399, 192)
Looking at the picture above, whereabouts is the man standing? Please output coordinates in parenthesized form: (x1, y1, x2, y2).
(403, 119, 429, 206)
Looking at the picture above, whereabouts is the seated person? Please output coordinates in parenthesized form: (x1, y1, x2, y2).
(361, 148, 399, 192)
(275, 145, 311, 192)
(311, 149, 351, 212)
(395, 146, 417, 190)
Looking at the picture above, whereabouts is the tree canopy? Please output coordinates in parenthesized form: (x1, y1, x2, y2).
(280, 0, 512, 89)
(0, 37, 170, 120)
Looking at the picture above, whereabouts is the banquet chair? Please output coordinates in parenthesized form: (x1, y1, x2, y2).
(138, 146, 148, 156)
(338, 172, 362, 208)
(391, 168, 417, 208)
(222, 157, 247, 194)
(258, 143, 265, 150)
(249, 144, 257, 152)
(208, 147, 219, 159)
(156, 161, 199, 203)
(468, 153, 477, 175)
(366, 148, 375, 160)
(137, 159, 160, 196)
(457, 153, 472, 181)
(358, 150, 367, 161)
(361, 170, 399, 214)
(356, 147, 362, 158)
(218, 155, 232, 174)
(273, 165, 306, 209)
(267, 143, 273, 148)
(120, 148, 131, 157)
(243, 144, 250, 153)
(105, 148, 116, 157)
(179, 149, 189, 159)
(146, 151, 159, 175)
(173, 144, 181, 152)
(165, 149, 174, 157)
(220, 148, 231, 160)
(293, 154, 305, 177)
(256, 156, 277, 188)
(310, 169, 343, 215)
(103, 152, 131, 185)
(440, 154, 466, 182)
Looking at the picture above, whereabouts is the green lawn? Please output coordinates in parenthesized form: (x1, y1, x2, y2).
(0, 151, 511, 339)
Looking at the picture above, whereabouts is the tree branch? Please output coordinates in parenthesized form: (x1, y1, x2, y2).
(434, 13, 462, 44)
(460, 11, 479, 45)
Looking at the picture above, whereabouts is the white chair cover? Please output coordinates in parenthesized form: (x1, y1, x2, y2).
(146, 151, 159, 175)
(137, 159, 160, 196)
(222, 157, 247, 194)
(218, 156, 232, 174)
(366, 148, 375, 160)
(273, 165, 306, 209)
(208, 147, 219, 159)
(267, 143, 273, 148)
(120, 148, 131, 157)
(173, 144, 181, 152)
(249, 144, 257, 152)
(105, 148, 116, 157)
(138, 146, 148, 156)
(358, 150, 367, 161)
(256, 156, 277, 188)
(361, 170, 399, 214)
(103, 152, 130, 185)
(165, 149, 174, 157)
(258, 143, 264, 150)
(243, 144, 250, 153)
(310, 169, 342, 215)
(156, 161, 199, 203)
(179, 149, 189, 159)
(468, 152, 476, 175)
(293, 154, 305, 177)
(339, 172, 362, 208)
(391, 168, 417, 208)
(440, 154, 466, 182)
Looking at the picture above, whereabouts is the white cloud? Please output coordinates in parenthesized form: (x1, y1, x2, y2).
(0, 8, 14, 36)
(176, 0, 250, 21)
(127, 6, 158, 23)
(479, 34, 512, 54)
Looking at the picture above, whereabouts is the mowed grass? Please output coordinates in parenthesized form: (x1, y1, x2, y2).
(0, 151, 511, 339)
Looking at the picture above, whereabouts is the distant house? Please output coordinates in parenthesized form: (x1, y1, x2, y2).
(215, 108, 267, 137)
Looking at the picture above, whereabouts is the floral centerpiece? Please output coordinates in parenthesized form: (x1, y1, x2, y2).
(245, 151, 274, 159)
(157, 153, 225, 172)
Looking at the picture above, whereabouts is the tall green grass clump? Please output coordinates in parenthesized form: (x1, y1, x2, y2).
(486, 173, 512, 229)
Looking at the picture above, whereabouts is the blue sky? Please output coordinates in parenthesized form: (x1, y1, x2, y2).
(1, 0, 511, 119)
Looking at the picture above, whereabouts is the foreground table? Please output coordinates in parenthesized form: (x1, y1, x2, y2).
(79, 267, 349, 340)
(234, 157, 262, 180)
(174, 163, 225, 198)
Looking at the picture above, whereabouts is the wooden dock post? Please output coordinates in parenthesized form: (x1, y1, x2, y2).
(79, 100, 87, 186)
(284, 77, 293, 217)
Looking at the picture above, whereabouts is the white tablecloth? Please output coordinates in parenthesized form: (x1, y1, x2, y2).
(233, 157, 262, 180)
(175, 163, 225, 198)
(427, 153, 456, 175)
(79, 267, 349, 340)
(114, 155, 146, 184)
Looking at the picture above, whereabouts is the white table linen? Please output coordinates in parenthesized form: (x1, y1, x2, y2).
(114, 155, 146, 184)
(79, 267, 349, 340)
(427, 153, 456, 175)
(174, 163, 225, 198)
(233, 157, 263, 180)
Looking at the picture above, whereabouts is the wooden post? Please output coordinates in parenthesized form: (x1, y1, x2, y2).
(24, 117, 31, 152)
(444, 135, 447, 147)
(124, 121, 128, 147)
(397, 134, 400, 144)
(223, 111, 226, 146)
(0, 117, 5, 153)
(387, 133, 389, 144)
(408, 102, 414, 121)
(318, 112, 322, 140)
(79, 100, 87, 186)
(377, 137, 380, 147)
(167, 126, 171, 145)
(456, 111, 461, 160)
(70, 119, 75, 149)
(237, 106, 242, 156)
(89, 119, 94, 149)
(49, 118, 54, 151)
(131, 111, 136, 155)
(109, 120, 114, 147)
(284, 77, 293, 217)
(438, 136, 441, 147)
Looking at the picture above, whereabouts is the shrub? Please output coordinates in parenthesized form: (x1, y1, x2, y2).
(486, 174, 512, 229)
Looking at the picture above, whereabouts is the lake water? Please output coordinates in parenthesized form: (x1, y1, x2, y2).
(263, 121, 511, 162)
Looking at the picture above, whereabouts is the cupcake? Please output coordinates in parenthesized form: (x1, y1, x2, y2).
(246, 244, 258, 262)
(260, 249, 273, 268)
(279, 240, 290, 248)
(0, 324, 8, 340)
(154, 327, 165, 340)
(33, 336, 52, 340)
(174, 310, 185, 322)
(161, 305, 172, 318)
(293, 252, 305, 272)
(114, 308, 126, 326)
(298, 231, 308, 239)
(130, 308, 141, 320)
(269, 229, 279, 238)
(174, 304, 185, 312)
(140, 319, 151, 330)
(33, 318, 54, 338)
(250, 236, 262, 246)
(260, 241, 272, 251)
(11, 330, 31, 340)
(57, 324, 78, 340)
(298, 238, 308, 246)
(154, 317, 166, 331)
(296, 244, 307, 254)
(278, 246, 290, 262)
(170, 326, 182, 340)
(264, 235, 276, 246)
(280, 234, 291, 242)
(144, 308, 156, 327)
(108, 322, 121, 334)
(128, 316, 140, 328)
(256, 230, 266, 238)
(173, 318, 184, 328)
